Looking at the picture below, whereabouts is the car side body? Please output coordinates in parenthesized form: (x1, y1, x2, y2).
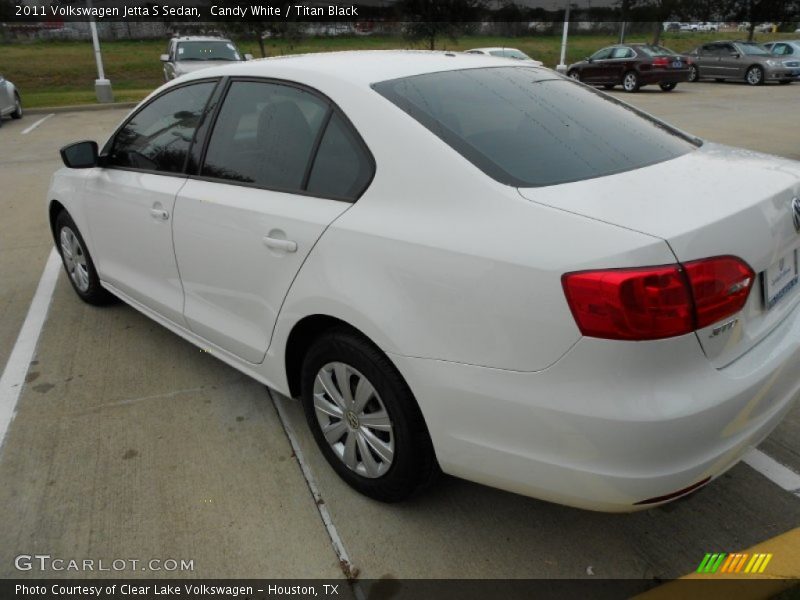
(48, 51, 800, 511)
(567, 44, 691, 92)
(0, 74, 22, 124)
(688, 41, 800, 85)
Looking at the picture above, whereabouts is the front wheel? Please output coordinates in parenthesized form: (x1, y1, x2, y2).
(688, 65, 699, 82)
(659, 82, 677, 92)
(746, 65, 764, 86)
(300, 327, 438, 502)
(54, 211, 114, 305)
(11, 93, 22, 119)
(622, 71, 640, 92)
(568, 70, 581, 81)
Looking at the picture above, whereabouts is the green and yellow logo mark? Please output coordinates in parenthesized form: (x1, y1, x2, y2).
(697, 552, 773, 574)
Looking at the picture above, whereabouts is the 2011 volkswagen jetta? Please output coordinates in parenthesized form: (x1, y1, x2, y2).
(48, 51, 800, 511)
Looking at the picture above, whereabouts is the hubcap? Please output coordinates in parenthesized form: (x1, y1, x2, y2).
(747, 68, 761, 84)
(624, 74, 636, 90)
(313, 362, 395, 479)
(569, 71, 579, 81)
(60, 227, 90, 292)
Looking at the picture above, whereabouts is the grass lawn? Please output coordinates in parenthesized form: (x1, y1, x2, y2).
(1, 31, 795, 108)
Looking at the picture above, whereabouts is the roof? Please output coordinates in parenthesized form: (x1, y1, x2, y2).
(172, 36, 232, 43)
(466, 47, 523, 52)
(180, 50, 546, 87)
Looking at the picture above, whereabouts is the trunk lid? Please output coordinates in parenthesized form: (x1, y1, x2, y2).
(519, 143, 800, 366)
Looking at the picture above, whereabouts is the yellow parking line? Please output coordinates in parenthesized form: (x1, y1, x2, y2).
(635, 527, 800, 600)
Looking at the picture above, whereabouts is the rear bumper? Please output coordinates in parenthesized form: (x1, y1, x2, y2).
(391, 302, 800, 512)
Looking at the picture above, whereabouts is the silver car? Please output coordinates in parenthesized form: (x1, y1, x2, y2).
(688, 41, 800, 85)
(764, 40, 800, 61)
(0, 74, 22, 127)
(160, 36, 253, 82)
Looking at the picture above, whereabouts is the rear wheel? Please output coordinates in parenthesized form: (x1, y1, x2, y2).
(622, 71, 640, 92)
(745, 65, 764, 86)
(11, 93, 22, 119)
(659, 82, 677, 92)
(688, 65, 699, 82)
(300, 327, 438, 502)
(54, 211, 114, 305)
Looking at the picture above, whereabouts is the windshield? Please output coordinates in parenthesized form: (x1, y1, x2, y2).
(738, 43, 771, 56)
(374, 67, 698, 188)
(177, 41, 241, 61)
(490, 49, 530, 60)
(637, 45, 678, 57)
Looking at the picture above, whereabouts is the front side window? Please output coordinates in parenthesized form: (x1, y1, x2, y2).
(177, 41, 241, 62)
(374, 67, 698, 188)
(590, 48, 612, 60)
(107, 81, 215, 173)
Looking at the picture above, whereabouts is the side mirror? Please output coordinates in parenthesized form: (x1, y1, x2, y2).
(160, 54, 169, 62)
(60, 141, 98, 169)
(586, 57, 593, 63)
(244, 53, 254, 61)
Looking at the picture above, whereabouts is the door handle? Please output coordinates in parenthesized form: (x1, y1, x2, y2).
(263, 236, 297, 253)
(150, 208, 169, 221)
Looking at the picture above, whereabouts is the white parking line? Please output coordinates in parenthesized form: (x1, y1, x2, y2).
(743, 448, 800, 497)
(269, 389, 364, 597)
(0, 248, 60, 453)
(21, 113, 54, 135)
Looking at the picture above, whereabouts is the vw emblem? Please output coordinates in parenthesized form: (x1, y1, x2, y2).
(792, 197, 800, 233)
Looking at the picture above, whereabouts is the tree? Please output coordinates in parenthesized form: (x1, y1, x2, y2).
(396, 0, 486, 51)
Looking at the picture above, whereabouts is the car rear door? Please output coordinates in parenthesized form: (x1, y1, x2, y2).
(696, 44, 721, 76)
(83, 80, 218, 324)
(717, 43, 744, 78)
(606, 46, 636, 83)
(172, 79, 374, 363)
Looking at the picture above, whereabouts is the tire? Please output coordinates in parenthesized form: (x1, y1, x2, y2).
(745, 65, 764, 86)
(568, 69, 581, 81)
(300, 327, 439, 502)
(622, 70, 640, 92)
(688, 65, 699, 82)
(54, 210, 114, 305)
(11, 93, 22, 119)
(659, 82, 677, 91)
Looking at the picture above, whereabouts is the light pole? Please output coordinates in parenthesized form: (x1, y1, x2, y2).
(88, 0, 113, 103)
(556, 2, 570, 74)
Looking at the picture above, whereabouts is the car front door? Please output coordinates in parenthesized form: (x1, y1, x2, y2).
(83, 80, 218, 325)
(172, 79, 374, 363)
(581, 48, 613, 83)
(718, 43, 744, 78)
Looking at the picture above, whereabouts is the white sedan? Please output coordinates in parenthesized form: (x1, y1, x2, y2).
(49, 51, 800, 511)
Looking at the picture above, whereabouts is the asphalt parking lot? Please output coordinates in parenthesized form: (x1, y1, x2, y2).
(1, 81, 799, 584)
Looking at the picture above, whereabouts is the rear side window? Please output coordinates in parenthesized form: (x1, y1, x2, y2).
(374, 67, 698, 188)
(107, 81, 215, 173)
(202, 81, 328, 191)
(306, 112, 373, 199)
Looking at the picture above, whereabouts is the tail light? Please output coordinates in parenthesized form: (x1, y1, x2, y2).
(562, 256, 754, 341)
(652, 57, 670, 68)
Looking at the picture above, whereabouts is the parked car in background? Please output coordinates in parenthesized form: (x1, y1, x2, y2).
(50, 51, 800, 512)
(568, 44, 691, 92)
(764, 40, 800, 59)
(688, 41, 800, 85)
(662, 22, 681, 32)
(161, 36, 253, 81)
(755, 23, 777, 33)
(680, 22, 717, 32)
(465, 47, 543, 66)
(0, 74, 22, 127)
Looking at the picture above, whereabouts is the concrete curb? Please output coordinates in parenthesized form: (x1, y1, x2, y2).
(26, 102, 138, 115)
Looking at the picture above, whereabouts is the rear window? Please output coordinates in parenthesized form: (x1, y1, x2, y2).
(373, 67, 698, 188)
(638, 45, 678, 57)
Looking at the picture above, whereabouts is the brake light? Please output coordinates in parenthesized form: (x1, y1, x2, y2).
(652, 57, 670, 67)
(562, 256, 754, 341)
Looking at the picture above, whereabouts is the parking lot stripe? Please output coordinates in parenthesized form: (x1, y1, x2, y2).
(743, 448, 800, 498)
(20, 113, 54, 135)
(0, 248, 60, 454)
(268, 389, 364, 597)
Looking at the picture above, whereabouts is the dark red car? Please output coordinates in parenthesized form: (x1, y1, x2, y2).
(567, 44, 693, 92)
